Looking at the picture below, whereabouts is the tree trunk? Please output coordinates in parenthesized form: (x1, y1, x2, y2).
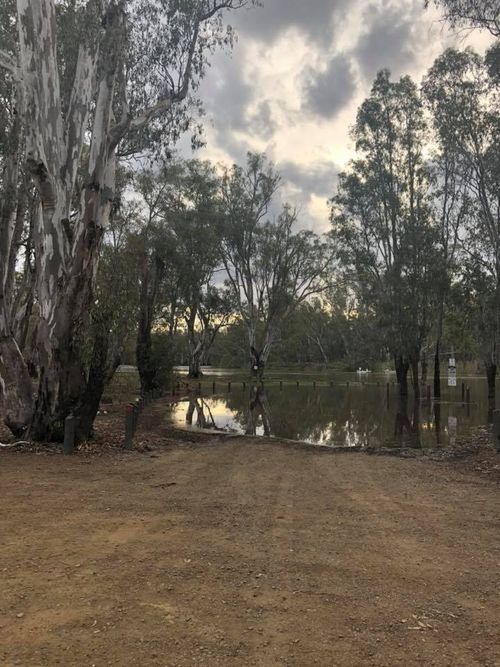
(136, 315, 155, 395)
(188, 352, 203, 379)
(136, 252, 162, 394)
(75, 325, 121, 442)
(486, 362, 496, 400)
(394, 354, 409, 398)
(410, 356, 420, 399)
(0, 333, 33, 436)
(28, 215, 104, 440)
(434, 338, 441, 399)
(2, 0, 126, 441)
(421, 358, 428, 386)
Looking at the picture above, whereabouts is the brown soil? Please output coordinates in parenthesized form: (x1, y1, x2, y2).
(1, 436, 499, 667)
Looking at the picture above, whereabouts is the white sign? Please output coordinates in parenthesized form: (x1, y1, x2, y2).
(448, 358, 457, 387)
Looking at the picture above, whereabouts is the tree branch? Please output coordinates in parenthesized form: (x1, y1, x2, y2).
(0, 49, 21, 81)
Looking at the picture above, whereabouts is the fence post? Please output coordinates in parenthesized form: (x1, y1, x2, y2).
(212, 381, 216, 394)
(63, 415, 75, 455)
(280, 380, 283, 391)
(228, 381, 232, 393)
(493, 410, 500, 453)
(124, 404, 135, 450)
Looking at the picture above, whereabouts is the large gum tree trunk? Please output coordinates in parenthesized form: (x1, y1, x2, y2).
(0, 80, 34, 433)
(14, 0, 120, 440)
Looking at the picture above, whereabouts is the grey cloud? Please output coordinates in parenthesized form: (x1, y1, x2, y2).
(302, 54, 357, 118)
(201, 52, 254, 132)
(232, 0, 347, 45)
(248, 100, 277, 140)
(353, 1, 423, 81)
(280, 160, 338, 199)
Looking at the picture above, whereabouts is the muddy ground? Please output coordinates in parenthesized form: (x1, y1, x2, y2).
(1, 431, 499, 667)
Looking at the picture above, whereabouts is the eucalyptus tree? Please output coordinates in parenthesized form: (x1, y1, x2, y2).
(426, 0, 500, 36)
(165, 160, 231, 379)
(423, 48, 500, 397)
(78, 182, 141, 436)
(133, 160, 230, 385)
(330, 71, 442, 397)
(220, 154, 333, 376)
(0, 0, 255, 439)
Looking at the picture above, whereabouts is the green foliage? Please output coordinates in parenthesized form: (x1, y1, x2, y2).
(331, 71, 442, 372)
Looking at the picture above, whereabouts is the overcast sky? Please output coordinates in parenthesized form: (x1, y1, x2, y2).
(182, 0, 494, 233)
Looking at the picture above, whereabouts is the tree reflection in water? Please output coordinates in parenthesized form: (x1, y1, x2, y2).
(171, 377, 491, 448)
(185, 392, 218, 430)
(394, 398, 421, 448)
(245, 386, 272, 436)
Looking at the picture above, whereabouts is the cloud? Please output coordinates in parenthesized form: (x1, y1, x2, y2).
(233, 0, 346, 45)
(202, 52, 254, 133)
(352, 1, 424, 81)
(248, 100, 278, 140)
(280, 160, 338, 199)
(302, 54, 357, 118)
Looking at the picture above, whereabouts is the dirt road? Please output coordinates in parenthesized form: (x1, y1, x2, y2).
(1, 439, 499, 666)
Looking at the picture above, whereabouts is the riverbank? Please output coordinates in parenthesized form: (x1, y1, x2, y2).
(1, 435, 499, 666)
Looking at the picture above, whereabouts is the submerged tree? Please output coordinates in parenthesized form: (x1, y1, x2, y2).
(331, 71, 442, 397)
(0, 0, 256, 439)
(423, 48, 500, 397)
(220, 154, 333, 376)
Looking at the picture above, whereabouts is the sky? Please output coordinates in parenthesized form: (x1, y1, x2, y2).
(181, 0, 494, 233)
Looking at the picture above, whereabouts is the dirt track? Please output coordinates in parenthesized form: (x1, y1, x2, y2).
(1, 439, 499, 666)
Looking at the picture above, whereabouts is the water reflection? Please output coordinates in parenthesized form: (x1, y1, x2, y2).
(168, 375, 493, 449)
(246, 386, 272, 436)
(394, 398, 421, 448)
(185, 393, 218, 430)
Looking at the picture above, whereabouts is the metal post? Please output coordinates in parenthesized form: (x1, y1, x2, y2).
(124, 404, 135, 450)
(493, 410, 500, 453)
(63, 415, 75, 455)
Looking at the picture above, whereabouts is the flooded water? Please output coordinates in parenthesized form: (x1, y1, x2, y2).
(168, 371, 495, 449)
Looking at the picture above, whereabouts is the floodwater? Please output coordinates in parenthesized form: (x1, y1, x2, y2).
(169, 370, 495, 449)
